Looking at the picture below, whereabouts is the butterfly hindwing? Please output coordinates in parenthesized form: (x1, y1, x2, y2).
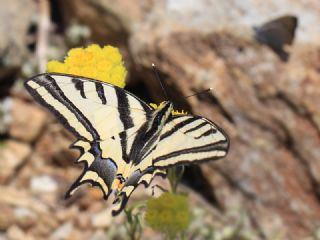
(112, 168, 166, 216)
(65, 124, 145, 200)
(65, 140, 118, 199)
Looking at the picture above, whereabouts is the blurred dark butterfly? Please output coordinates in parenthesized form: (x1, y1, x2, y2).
(254, 15, 298, 62)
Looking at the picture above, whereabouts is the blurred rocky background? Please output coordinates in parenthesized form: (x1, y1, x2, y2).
(1, 0, 320, 239)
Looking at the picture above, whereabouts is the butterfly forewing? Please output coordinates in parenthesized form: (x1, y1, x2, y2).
(25, 73, 152, 141)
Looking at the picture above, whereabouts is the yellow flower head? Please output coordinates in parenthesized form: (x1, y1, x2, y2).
(150, 102, 188, 116)
(47, 44, 127, 88)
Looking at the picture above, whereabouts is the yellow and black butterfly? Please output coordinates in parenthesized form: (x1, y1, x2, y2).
(25, 73, 229, 215)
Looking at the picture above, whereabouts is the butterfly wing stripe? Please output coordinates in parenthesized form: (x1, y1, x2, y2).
(153, 142, 227, 164)
(115, 87, 134, 163)
(54, 76, 119, 140)
(45, 75, 101, 140)
(38, 75, 100, 139)
(25, 80, 94, 141)
(154, 154, 226, 168)
(115, 87, 134, 129)
(81, 81, 102, 103)
(98, 125, 142, 180)
(71, 78, 86, 99)
(194, 128, 216, 139)
(160, 117, 198, 141)
(191, 123, 215, 136)
(95, 82, 107, 104)
(137, 133, 162, 165)
(115, 86, 150, 165)
(184, 121, 207, 134)
(39, 74, 152, 117)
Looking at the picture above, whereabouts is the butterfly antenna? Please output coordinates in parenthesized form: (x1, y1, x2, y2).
(152, 63, 170, 100)
(184, 88, 213, 99)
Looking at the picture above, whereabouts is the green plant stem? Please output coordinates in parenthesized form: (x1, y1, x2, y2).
(167, 166, 185, 193)
(124, 204, 145, 240)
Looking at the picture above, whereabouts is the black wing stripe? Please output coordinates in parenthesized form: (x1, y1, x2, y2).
(184, 121, 207, 134)
(115, 87, 134, 130)
(195, 128, 216, 139)
(72, 78, 86, 99)
(42, 75, 100, 140)
(25, 82, 83, 139)
(115, 87, 135, 163)
(154, 156, 226, 169)
(135, 132, 160, 165)
(160, 117, 198, 141)
(95, 82, 107, 104)
(153, 140, 228, 163)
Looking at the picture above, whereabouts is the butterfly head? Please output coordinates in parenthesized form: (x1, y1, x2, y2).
(154, 101, 173, 116)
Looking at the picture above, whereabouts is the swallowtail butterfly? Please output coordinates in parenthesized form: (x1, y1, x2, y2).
(25, 73, 229, 215)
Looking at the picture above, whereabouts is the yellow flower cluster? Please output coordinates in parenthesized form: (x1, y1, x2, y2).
(145, 192, 191, 236)
(47, 44, 127, 88)
(150, 102, 188, 116)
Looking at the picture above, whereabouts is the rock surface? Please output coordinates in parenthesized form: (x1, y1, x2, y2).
(1, 0, 320, 239)
(124, 1, 320, 239)
(129, 30, 320, 240)
(8, 99, 47, 142)
(0, 0, 36, 80)
(30, 175, 58, 194)
(0, 140, 31, 183)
